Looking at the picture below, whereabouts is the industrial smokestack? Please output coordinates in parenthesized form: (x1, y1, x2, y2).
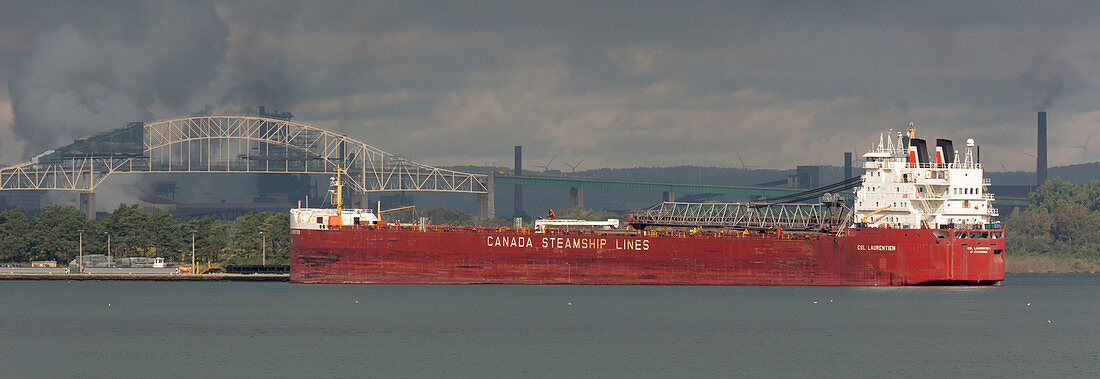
(514, 146, 523, 217)
(1038, 111, 1047, 185)
(843, 152, 852, 179)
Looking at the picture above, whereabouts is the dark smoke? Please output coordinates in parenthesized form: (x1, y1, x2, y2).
(220, 69, 299, 110)
(6, 2, 228, 158)
(1020, 53, 1083, 111)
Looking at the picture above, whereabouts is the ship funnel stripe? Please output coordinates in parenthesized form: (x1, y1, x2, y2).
(910, 138, 929, 164)
(936, 139, 955, 164)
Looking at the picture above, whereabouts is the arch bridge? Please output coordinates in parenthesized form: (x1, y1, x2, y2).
(0, 115, 494, 218)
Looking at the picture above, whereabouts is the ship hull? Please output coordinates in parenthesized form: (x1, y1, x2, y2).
(290, 226, 1004, 286)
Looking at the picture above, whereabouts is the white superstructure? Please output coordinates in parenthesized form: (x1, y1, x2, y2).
(534, 218, 620, 232)
(853, 123, 997, 229)
(290, 207, 378, 230)
(290, 167, 378, 230)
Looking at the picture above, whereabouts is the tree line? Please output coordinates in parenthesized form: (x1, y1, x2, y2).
(0, 204, 289, 266)
(1005, 178, 1100, 262)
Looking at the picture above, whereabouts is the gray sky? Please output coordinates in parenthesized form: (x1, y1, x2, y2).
(1, 0, 1099, 171)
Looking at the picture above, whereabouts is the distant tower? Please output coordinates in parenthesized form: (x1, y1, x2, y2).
(514, 146, 523, 217)
(844, 152, 853, 179)
(1037, 111, 1047, 186)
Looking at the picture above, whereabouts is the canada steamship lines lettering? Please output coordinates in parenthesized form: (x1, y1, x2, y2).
(486, 236, 650, 251)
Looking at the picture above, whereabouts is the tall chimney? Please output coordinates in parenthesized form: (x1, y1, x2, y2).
(514, 146, 523, 217)
(844, 152, 852, 179)
(1038, 111, 1047, 185)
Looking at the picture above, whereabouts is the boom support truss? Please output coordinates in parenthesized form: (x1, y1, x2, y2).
(626, 201, 852, 233)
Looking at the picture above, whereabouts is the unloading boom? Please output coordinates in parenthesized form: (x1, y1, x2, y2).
(626, 201, 851, 233)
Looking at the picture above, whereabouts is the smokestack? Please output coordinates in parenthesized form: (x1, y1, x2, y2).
(1038, 111, 1047, 185)
(514, 146, 523, 217)
(843, 152, 852, 179)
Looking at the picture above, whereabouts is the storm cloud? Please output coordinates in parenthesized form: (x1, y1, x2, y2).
(2, 0, 1099, 169)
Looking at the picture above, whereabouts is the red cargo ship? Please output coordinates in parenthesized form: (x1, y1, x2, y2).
(291, 125, 1005, 285)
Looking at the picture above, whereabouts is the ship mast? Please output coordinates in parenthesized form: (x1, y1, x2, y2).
(329, 167, 344, 216)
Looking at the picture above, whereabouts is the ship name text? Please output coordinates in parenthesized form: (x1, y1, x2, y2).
(857, 244, 897, 252)
(486, 236, 650, 251)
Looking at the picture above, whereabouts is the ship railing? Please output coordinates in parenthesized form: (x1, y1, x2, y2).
(335, 220, 837, 241)
(900, 162, 983, 169)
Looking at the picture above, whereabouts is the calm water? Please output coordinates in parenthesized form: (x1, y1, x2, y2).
(1, 274, 1098, 378)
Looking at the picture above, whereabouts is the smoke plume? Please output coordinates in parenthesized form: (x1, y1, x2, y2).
(6, 2, 229, 158)
(1020, 53, 1084, 111)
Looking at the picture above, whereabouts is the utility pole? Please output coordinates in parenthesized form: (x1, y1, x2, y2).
(104, 232, 111, 267)
(191, 230, 196, 275)
(77, 229, 84, 273)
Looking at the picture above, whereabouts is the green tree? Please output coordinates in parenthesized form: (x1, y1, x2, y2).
(0, 209, 31, 262)
(183, 216, 230, 265)
(556, 207, 622, 221)
(103, 204, 150, 258)
(1028, 177, 1081, 213)
(29, 205, 92, 263)
(422, 208, 474, 226)
(144, 208, 183, 258)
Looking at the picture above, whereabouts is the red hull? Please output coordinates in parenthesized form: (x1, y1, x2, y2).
(290, 226, 1004, 286)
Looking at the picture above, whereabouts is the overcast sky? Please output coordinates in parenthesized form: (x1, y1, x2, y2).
(1, 0, 1098, 171)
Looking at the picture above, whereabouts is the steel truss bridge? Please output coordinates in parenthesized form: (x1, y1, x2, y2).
(0, 115, 494, 217)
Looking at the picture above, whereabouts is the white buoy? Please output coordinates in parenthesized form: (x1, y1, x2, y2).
(1027, 302, 1031, 306)
(813, 301, 818, 304)
(355, 300, 359, 304)
(829, 299, 833, 302)
(567, 302, 573, 306)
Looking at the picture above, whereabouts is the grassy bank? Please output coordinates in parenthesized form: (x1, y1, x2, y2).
(1006, 254, 1100, 274)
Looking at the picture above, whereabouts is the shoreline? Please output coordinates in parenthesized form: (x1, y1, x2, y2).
(1006, 254, 1100, 274)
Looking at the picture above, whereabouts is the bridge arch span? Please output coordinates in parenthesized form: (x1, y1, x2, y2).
(1, 115, 489, 194)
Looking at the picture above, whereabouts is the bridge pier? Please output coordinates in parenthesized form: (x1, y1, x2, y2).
(570, 187, 584, 209)
(662, 191, 675, 202)
(476, 176, 495, 219)
(79, 192, 96, 219)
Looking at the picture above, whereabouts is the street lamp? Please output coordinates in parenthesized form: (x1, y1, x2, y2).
(77, 229, 84, 273)
(259, 231, 266, 266)
(190, 230, 196, 275)
(104, 231, 111, 267)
